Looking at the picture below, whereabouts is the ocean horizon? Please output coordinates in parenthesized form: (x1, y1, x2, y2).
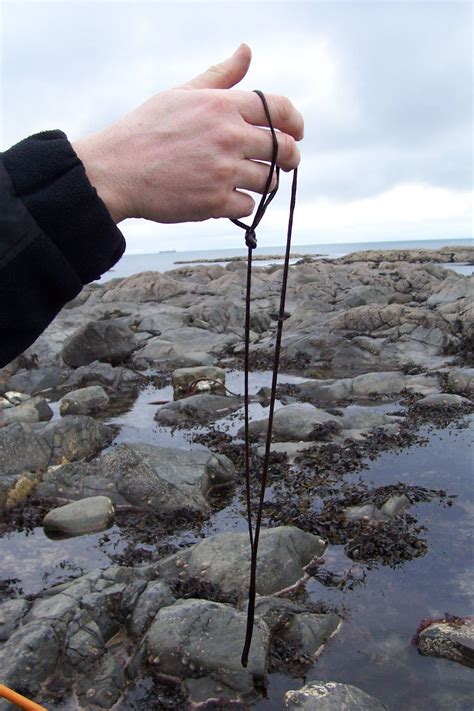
(100, 236, 473, 283)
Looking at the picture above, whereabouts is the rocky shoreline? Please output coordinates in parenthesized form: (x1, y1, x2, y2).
(0, 246, 473, 710)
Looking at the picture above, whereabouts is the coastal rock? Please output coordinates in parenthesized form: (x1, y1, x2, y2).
(294, 371, 440, 405)
(43, 496, 115, 537)
(134, 327, 238, 366)
(0, 396, 53, 428)
(416, 617, 474, 668)
(76, 653, 125, 709)
(133, 338, 215, 368)
(249, 596, 341, 660)
(36, 443, 235, 514)
(5, 366, 70, 395)
(62, 319, 139, 367)
(0, 416, 113, 477)
(67, 360, 144, 390)
(127, 581, 175, 638)
(155, 393, 241, 426)
(0, 566, 148, 705)
(60, 385, 110, 415)
(157, 526, 326, 597)
(338, 405, 404, 430)
(416, 393, 472, 407)
(240, 403, 342, 442)
(146, 598, 269, 698)
(172, 365, 226, 399)
(0, 599, 30, 642)
(447, 368, 474, 396)
(285, 681, 387, 710)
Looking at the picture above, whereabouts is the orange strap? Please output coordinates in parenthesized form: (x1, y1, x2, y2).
(0, 685, 47, 711)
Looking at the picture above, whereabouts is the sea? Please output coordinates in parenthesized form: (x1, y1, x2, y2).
(100, 237, 473, 282)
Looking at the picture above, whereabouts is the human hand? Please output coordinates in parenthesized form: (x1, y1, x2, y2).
(73, 44, 304, 224)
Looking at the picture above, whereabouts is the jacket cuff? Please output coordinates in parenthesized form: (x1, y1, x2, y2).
(1, 130, 126, 284)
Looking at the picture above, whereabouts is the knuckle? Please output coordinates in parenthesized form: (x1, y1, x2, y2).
(275, 94, 294, 123)
(279, 132, 297, 164)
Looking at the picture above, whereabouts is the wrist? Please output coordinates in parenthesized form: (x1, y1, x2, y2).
(72, 128, 129, 224)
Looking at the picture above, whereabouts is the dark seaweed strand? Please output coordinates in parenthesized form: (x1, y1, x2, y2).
(230, 90, 298, 667)
(241, 167, 298, 667)
(231, 91, 280, 553)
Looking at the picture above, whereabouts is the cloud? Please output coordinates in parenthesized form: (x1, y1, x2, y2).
(1, 0, 472, 249)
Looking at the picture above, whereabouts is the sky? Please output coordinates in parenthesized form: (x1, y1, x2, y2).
(1, 0, 472, 253)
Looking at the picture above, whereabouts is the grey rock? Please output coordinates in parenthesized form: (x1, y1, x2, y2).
(339, 405, 404, 430)
(250, 596, 340, 660)
(146, 598, 269, 697)
(256, 441, 316, 458)
(344, 504, 383, 522)
(6, 366, 69, 395)
(0, 599, 30, 642)
(0, 416, 114, 477)
(447, 368, 474, 396)
(134, 338, 215, 367)
(285, 681, 387, 710)
(43, 496, 115, 537)
(416, 618, 474, 668)
(172, 365, 226, 399)
(0, 621, 61, 698)
(0, 396, 53, 428)
(60, 385, 110, 415)
(155, 393, 241, 426)
(62, 319, 139, 367)
(417, 393, 472, 407)
(128, 581, 175, 637)
(76, 653, 125, 709)
(67, 360, 144, 390)
(157, 526, 326, 596)
(241, 403, 341, 442)
(380, 494, 410, 518)
(37, 443, 234, 514)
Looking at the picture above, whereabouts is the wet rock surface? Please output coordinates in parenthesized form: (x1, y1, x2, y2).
(43, 496, 115, 537)
(36, 443, 235, 514)
(157, 526, 326, 598)
(59, 384, 110, 415)
(415, 616, 474, 668)
(285, 681, 387, 710)
(0, 247, 472, 710)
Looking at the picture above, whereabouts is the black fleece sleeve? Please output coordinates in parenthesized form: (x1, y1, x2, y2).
(0, 130, 126, 368)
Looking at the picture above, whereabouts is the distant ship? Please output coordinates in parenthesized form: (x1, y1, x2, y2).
(159, 250, 177, 253)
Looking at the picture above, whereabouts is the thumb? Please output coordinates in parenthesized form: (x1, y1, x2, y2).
(180, 43, 251, 90)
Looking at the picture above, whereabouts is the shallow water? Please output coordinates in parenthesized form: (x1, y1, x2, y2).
(1, 374, 473, 710)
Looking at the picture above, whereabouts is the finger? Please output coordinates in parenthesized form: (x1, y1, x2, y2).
(219, 190, 255, 220)
(242, 126, 301, 172)
(180, 43, 252, 90)
(234, 91, 304, 141)
(234, 160, 278, 194)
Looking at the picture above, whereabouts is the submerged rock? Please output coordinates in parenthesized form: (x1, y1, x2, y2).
(285, 681, 387, 710)
(416, 393, 472, 407)
(240, 403, 341, 442)
(37, 443, 235, 514)
(416, 617, 474, 668)
(249, 596, 341, 661)
(157, 526, 326, 597)
(155, 393, 241, 426)
(146, 598, 269, 700)
(43, 496, 115, 537)
(447, 368, 474, 396)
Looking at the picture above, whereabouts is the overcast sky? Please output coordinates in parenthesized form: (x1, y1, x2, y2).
(1, 0, 472, 253)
